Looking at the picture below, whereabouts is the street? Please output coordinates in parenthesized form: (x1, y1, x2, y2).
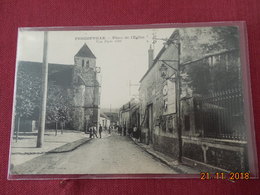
(12, 132, 177, 174)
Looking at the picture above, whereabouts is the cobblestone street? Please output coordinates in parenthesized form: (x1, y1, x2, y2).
(12, 132, 178, 175)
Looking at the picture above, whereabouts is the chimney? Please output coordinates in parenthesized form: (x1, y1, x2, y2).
(148, 45, 154, 69)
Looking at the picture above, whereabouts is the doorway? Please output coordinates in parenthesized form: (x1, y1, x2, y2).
(147, 104, 154, 145)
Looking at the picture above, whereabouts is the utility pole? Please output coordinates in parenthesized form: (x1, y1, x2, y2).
(93, 69, 100, 133)
(36, 31, 49, 148)
(157, 30, 182, 162)
(176, 42, 182, 162)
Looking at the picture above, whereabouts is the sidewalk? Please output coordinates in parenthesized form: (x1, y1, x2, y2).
(131, 138, 201, 174)
(10, 130, 90, 166)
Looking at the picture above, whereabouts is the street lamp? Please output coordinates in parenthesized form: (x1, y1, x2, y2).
(92, 66, 101, 134)
(159, 64, 168, 79)
(159, 63, 177, 81)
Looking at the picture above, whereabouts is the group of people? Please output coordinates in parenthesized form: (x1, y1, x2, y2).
(116, 125, 125, 136)
(88, 124, 103, 139)
(115, 124, 140, 140)
(87, 123, 140, 140)
(87, 124, 114, 138)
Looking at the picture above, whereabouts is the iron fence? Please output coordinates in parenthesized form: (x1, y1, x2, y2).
(194, 88, 246, 140)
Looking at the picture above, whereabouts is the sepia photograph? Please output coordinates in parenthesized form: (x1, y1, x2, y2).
(8, 23, 257, 178)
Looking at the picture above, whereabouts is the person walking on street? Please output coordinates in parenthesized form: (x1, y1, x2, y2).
(93, 126, 98, 138)
(89, 126, 93, 138)
(99, 124, 103, 138)
(108, 125, 111, 134)
(89, 124, 98, 138)
(123, 124, 126, 136)
(133, 125, 137, 141)
(118, 125, 122, 135)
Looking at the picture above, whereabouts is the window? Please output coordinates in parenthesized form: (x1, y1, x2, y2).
(167, 115, 174, 133)
(82, 59, 84, 68)
(86, 60, 89, 68)
(161, 115, 166, 132)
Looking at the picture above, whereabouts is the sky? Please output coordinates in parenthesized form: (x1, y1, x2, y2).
(17, 27, 175, 109)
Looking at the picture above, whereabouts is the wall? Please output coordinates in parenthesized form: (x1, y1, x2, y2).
(182, 136, 248, 172)
(139, 34, 180, 158)
(71, 54, 100, 131)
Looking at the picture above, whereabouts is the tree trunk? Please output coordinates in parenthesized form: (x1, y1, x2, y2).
(55, 121, 58, 136)
(16, 117, 20, 142)
(61, 122, 63, 134)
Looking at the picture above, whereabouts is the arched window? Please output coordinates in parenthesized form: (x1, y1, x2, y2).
(86, 60, 89, 68)
(82, 59, 84, 68)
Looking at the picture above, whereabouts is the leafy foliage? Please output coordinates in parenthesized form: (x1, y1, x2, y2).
(46, 83, 72, 123)
(211, 60, 240, 92)
(180, 26, 239, 63)
(15, 70, 41, 118)
(183, 27, 241, 95)
(187, 60, 211, 95)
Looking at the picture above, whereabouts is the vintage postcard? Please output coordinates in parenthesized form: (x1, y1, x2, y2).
(8, 22, 258, 179)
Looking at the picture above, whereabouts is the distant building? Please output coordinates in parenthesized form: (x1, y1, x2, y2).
(99, 113, 111, 130)
(103, 112, 119, 126)
(119, 98, 139, 136)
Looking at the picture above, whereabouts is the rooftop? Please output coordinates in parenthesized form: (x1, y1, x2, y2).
(75, 43, 96, 59)
(139, 30, 179, 83)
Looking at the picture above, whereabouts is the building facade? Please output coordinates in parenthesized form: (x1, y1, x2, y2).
(100, 113, 111, 129)
(139, 30, 181, 158)
(139, 28, 248, 172)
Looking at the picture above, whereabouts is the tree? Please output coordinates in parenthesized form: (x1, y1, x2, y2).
(15, 69, 41, 141)
(182, 26, 240, 95)
(186, 60, 211, 95)
(180, 26, 239, 63)
(46, 83, 72, 135)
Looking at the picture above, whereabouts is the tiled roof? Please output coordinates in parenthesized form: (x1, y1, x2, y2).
(75, 43, 96, 59)
(100, 113, 110, 120)
(103, 112, 119, 122)
(18, 61, 74, 87)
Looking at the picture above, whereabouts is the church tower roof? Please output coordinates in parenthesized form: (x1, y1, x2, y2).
(75, 43, 96, 59)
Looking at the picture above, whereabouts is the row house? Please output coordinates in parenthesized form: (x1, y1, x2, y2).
(119, 98, 139, 136)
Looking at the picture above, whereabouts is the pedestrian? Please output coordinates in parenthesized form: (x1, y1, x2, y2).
(117, 125, 120, 134)
(123, 124, 126, 136)
(99, 124, 103, 138)
(93, 126, 98, 138)
(133, 126, 137, 141)
(89, 126, 93, 138)
(108, 125, 111, 134)
(118, 125, 122, 135)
